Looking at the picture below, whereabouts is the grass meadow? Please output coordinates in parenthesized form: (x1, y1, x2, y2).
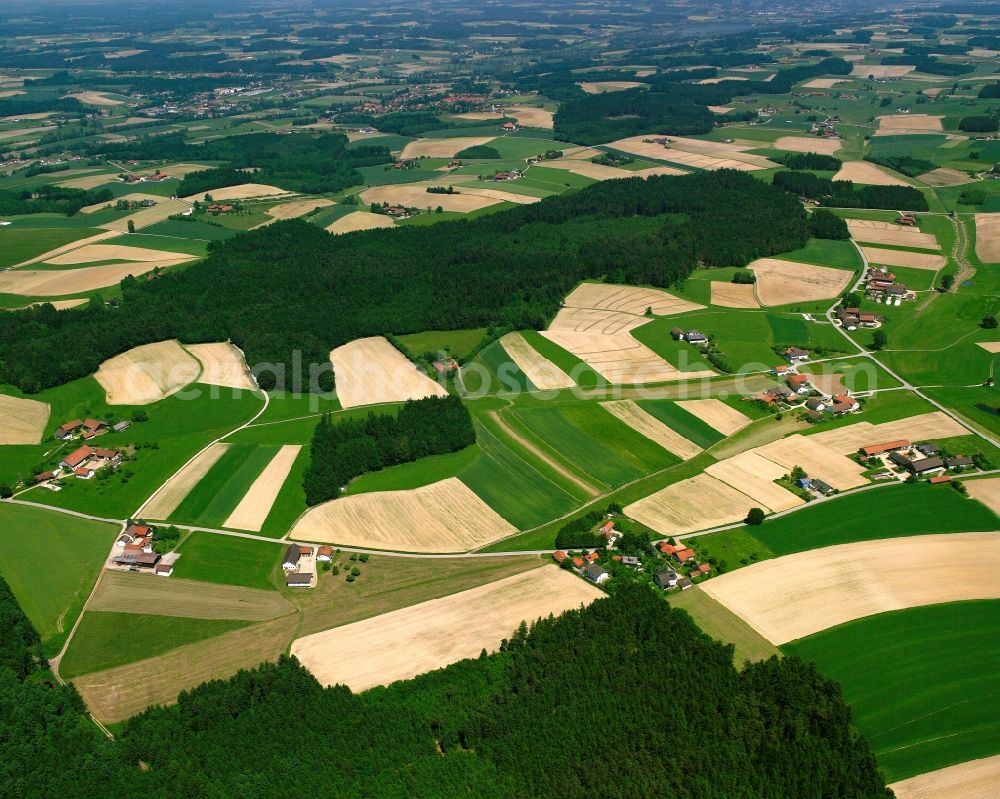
(0, 226, 103, 267)
(170, 443, 279, 527)
(636, 400, 726, 447)
(172, 533, 283, 590)
(396, 327, 487, 359)
(783, 600, 1000, 781)
(0, 503, 115, 655)
(668, 588, 781, 666)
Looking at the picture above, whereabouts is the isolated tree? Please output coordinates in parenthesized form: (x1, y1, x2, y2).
(982, 315, 998, 329)
(940, 274, 955, 291)
(871, 330, 888, 350)
(745, 507, 765, 526)
(127, 219, 135, 234)
(0, 484, 12, 499)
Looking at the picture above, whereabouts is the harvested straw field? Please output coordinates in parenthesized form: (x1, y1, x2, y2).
(89, 571, 293, 621)
(507, 106, 554, 129)
(184, 342, 256, 391)
(562, 282, 705, 317)
(0, 89, 25, 98)
(57, 173, 117, 190)
(0, 393, 50, 445)
(675, 399, 751, 436)
(330, 336, 448, 408)
(156, 163, 214, 178)
(876, 113, 943, 134)
(359, 184, 500, 213)
(752, 434, 867, 491)
(75, 615, 293, 723)
(601, 400, 702, 459)
(978, 342, 1000, 354)
(708, 105, 733, 114)
(860, 246, 946, 270)
(458, 186, 541, 205)
(95, 340, 201, 404)
(0, 126, 52, 140)
(808, 411, 967, 453)
(851, 64, 916, 78)
(749, 258, 853, 305)
(181, 183, 289, 202)
(918, 168, 973, 187)
(223, 445, 302, 531)
(624, 473, 761, 535)
(579, 81, 645, 93)
(698, 76, 748, 84)
(833, 161, 911, 186)
(705, 451, 804, 513)
(67, 90, 123, 105)
(7, 229, 117, 268)
(499, 332, 575, 390)
(45, 243, 192, 265)
(538, 159, 652, 180)
(890, 754, 1000, 799)
(326, 211, 396, 234)
(966, 477, 1000, 517)
(101, 198, 191, 232)
(399, 136, 495, 159)
(710, 281, 759, 308)
(802, 78, 851, 88)
(264, 198, 333, 221)
(10, 298, 88, 311)
(142, 443, 231, 520)
(975, 213, 1000, 263)
(773, 136, 842, 155)
(288, 476, 516, 552)
(0, 260, 184, 296)
(603, 135, 775, 171)
(291, 567, 601, 691)
(701, 533, 1000, 645)
(846, 219, 940, 250)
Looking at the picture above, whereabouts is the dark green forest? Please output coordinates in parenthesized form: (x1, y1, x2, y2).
(303, 396, 475, 504)
(772, 171, 929, 211)
(0, 170, 809, 392)
(0, 573, 893, 798)
(0, 184, 113, 216)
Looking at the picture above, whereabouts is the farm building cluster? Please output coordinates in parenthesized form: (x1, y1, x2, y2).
(34, 417, 132, 486)
(752, 353, 861, 421)
(108, 522, 175, 577)
(282, 543, 330, 588)
(859, 439, 981, 482)
(118, 170, 170, 184)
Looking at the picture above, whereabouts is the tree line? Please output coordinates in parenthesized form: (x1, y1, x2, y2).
(773, 170, 929, 211)
(0, 572, 894, 798)
(0, 184, 113, 216)
(303, 395, 475, 505)
(0, 170, 809, 392)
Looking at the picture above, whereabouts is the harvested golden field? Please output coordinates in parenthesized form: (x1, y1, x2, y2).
(67, 90, 123, 105)
(808, 411, 967, 453)
(399, 136, 495, 159)
(326, 211, 396, 234)
(698, 76, 748, 84)
(9, 298, 88, 311)
(289, 476, 516, 552)
(704, 451, 805, 512)
(579, 80, 645, 93)
(499, 332, 575, 390)
(57, 172, 118, 190)
(264, 198, 333, 221)
(101, 198, 191, 232)
(90, 571, 293, 621)
(360, 184, 500, 213)
(223, 445, 302, 531)
(181, 183, 289, 202)
(852, 64, 916, 78)
(966, 477, 1000, 516)
(0, 393, 50, 445)
(802, 78, 851, 88)
(876, 113, 943, 134)
(141, 442, 231, 519)
(0, 125, 52, 141)
(562, 282, 705, 317)
(833, 161, 911, 186)
(602, 135, 775, 171)
(860, 246, 946, 270)
(752, 434, 868, 491)
(675, 399, 751, 436)
(890, 754, 1000, 799)
(707, 105, 733, 114)
(184, 342, 256, 391)
(710, 281, 759, 308)
(918, 167, 973, 187)
(538, 159, 647, 180)
(0, 260, 182, 296)
(625, 473, 761, 535)
(45, 243, 193, 265)
(773, 136, 842, 155)
(846, 219, 940, 250)
(291, 567, 601, 691)
(75, 615, 293, 724)
(7, 229, 117, 267)
(975, 213, 1000, 263)
(329, 336, 448, 409)
(95, 340, 200, 404)
(749, 258, 853, 305)
(601, 400, 702, 459)
(458, 186, 541, 205)
(978, 342, 1000, 354)
(156, 162, 214, 177)
(0, 89, 25, 98)
(702, 533, 1000, 645)
(507, 106, 554, 129)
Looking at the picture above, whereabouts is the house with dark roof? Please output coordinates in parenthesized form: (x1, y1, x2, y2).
(670, 327, 685, 340)
(584, 564, 609, 585)
(654, 569, 678, 589)
(286, 572, 314, 588)
(784, 346, 809, 363)
(811, 479, 835, 496)
(112, 421, 130, 433)
(282, 544, 301, 571)
(676, 577, 693, 590)
(915, 442, 940, 457)
(55, 419, 83, 439)
(909, 456, 945, 475)
(805, 397, 826, 412)
(684, 330, 707, 344)
(945, 456, 975, 470)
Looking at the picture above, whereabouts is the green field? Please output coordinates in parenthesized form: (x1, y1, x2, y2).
(0, 503, 115, 655)
(171, 443, 280, 527)
(516, 330, 604, 389)
(0, 226, 103, 268)
(462, 339, 531, 395)
(924, 385, 1000, 438)
(784, 601, 1000, 781)
(510, 402, 679, 488)
(636, 400, 726, 448)
(60, 611, 248, 678)
(101, 232, 210, 257)
(668, 587, 781, 666)
(733, 482, 999, 557)
(344, 444, 479, 495)
(396, 328, 487, 359)
(172, 533, 283, 590)
(775, 237, 863, 271)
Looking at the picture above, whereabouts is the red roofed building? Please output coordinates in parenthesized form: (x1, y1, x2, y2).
(673, 548, 696, 563)
(60, 445, 95, 469)
(586, 551, 600, 563)
(56, 419, 83, 439)
(572, 556, 584, 568)
(659, 542, 683, 555)
(599, 520, 615, 534)
(928, 475, 951, 484)
(861, 439, 910, 457)
(74, 466, 95, 479)
(553, 550, 567, 563)
(787, 374, 810, 393)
